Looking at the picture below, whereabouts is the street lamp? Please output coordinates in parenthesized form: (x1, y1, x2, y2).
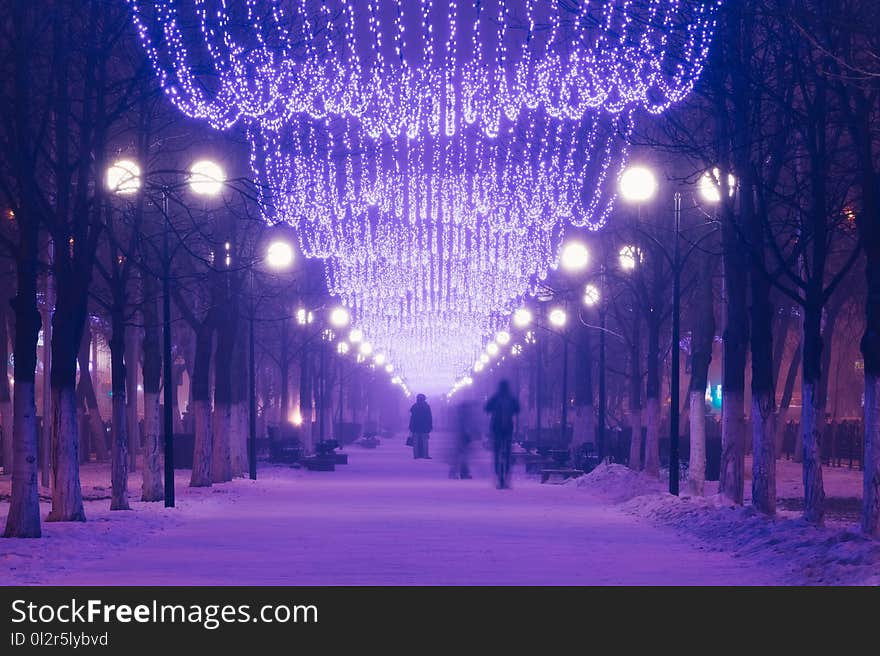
(619, 164, 682, 495)
(329, 306, 351, 329)
(248, 237, 295, 480)
(486, 342, 500, 357)
(559, 240, 590, 272)
(513, 307, 533, 329)
(495, 331, 511, 345)
(105, 160, 141, 195)
(583, 283, 601, 307)
(619, 165, 658, 203)
(265, 240, 295, 270)
(698, 168, 736, 204)
(618, 245, 639, 271)
(548, 307, 568, 328)
(348, 328, 364, 343)
(107, 156, 225, 507)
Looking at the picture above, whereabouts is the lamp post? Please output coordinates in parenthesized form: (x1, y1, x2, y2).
(106, 157, 226, 507)
(548, 306, 569, 443)
(618, 164, 683, 494)
(251, 239, 297, 479)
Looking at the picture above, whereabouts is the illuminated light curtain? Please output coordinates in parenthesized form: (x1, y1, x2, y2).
(128, 0, 721, 136)
(248, 111, 630, 255)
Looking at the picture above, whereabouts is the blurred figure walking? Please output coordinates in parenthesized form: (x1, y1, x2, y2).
(409, 394, 433, 459)
(450, 400, 478, 479)
(485, 380, 520, 489)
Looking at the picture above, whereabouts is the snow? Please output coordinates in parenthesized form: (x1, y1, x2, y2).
(0, 435, 868, 585)
(573, 460, 880, 585)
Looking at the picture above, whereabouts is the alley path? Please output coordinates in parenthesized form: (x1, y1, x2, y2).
(2, 435, 779, 585)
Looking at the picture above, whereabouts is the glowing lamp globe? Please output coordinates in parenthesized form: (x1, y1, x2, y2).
(619, 245, 638, 271)
(549, 307, 568, 328)
(329, 306, 351, 328)
(513, 308, 533, 329)
(583, 284, 601, 307)
(106, 159, 141, 195)
(699, 168, 736, 204)
(188, 160, 225, 196)
(619, 166, 658, 203)
(560, 241, 590, 272)
(265, 241, 294, 269)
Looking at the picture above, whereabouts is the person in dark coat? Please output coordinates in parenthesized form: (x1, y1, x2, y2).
(409, 394, 433, 459)
(450, 400, 477, 479)
(484, 380, 520, 488)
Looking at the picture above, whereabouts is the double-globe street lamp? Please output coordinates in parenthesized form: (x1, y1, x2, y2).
(106, 158, 226, 507)
(617, 165, 732, 495)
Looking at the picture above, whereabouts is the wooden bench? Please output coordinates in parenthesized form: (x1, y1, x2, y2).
(269, 439, 303, 464)
(302, 455, 335, 471)
(540, 468, 584, 484)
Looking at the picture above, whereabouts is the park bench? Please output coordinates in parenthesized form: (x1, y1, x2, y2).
(540, 468, 584, 484)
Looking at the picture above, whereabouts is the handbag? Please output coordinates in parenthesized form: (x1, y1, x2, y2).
(406, 434, 414, 447)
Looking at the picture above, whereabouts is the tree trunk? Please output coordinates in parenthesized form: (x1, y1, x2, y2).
(125, 322, 139, 472)
(749, 193, 776, 515)
(751, 391, 776, 514)
(140, 275, 163, 501)
(76, 327, 106, 462)
(3, 220, 43, 537)
(0, 295, 13, 476)
(628, 314, 643, 470)
(299, 349, 314, 454)
(280, 317, 290, 426)
(688, 250, 715, 495)
(718, 217, 748, 505)
(190, 323, 214, 487)
(801, 381, 825, 524)
(644, 299, 661, 477)
(688, 393, 706, 495)
(108, 306, 129, 511)
(864, 374, 880, 536)
(644, 398, 660, 476)
(47, 385, 85, 522)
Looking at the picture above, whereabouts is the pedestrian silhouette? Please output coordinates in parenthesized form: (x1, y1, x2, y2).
(484, 380, 520, 489)
(450, 400, 478, 479)
(409, 393, 433, 459)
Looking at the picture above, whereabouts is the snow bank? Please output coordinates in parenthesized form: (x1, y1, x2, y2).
(569, 462, 667, 502)
(572, 462, 880, 585)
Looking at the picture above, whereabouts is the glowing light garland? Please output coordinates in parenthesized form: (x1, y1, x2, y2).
(123, 1, 721, 393)
(128, 0, 721, 136)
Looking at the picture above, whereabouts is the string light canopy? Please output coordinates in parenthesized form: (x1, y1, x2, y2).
(128, 0, 721, 137)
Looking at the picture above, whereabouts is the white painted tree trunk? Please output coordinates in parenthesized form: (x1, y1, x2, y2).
(110, 391, 129, 510)
(232, 401, 247, 477)
(688, 391, 706, 495)
(862, 373, 880, 536)
(212, 403, 232, 483)
(3, 382, 41, 537)
(644, 398, 660, 476)
(751, 391, 776, 515)
(1, 400, 13, 476)
(719, 389, 745, 504)
(141, 391, 163, 501)
(801, 382, 825, 524)
(628, 408, 642, 470)
(125, 326, 139, 472)
(47, 386, 85, 522)
(190, 399, 212, 487)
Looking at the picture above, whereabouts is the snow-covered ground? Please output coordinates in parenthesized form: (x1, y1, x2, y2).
(2, 435, 856, 585)
(573, 459, 879, 586)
